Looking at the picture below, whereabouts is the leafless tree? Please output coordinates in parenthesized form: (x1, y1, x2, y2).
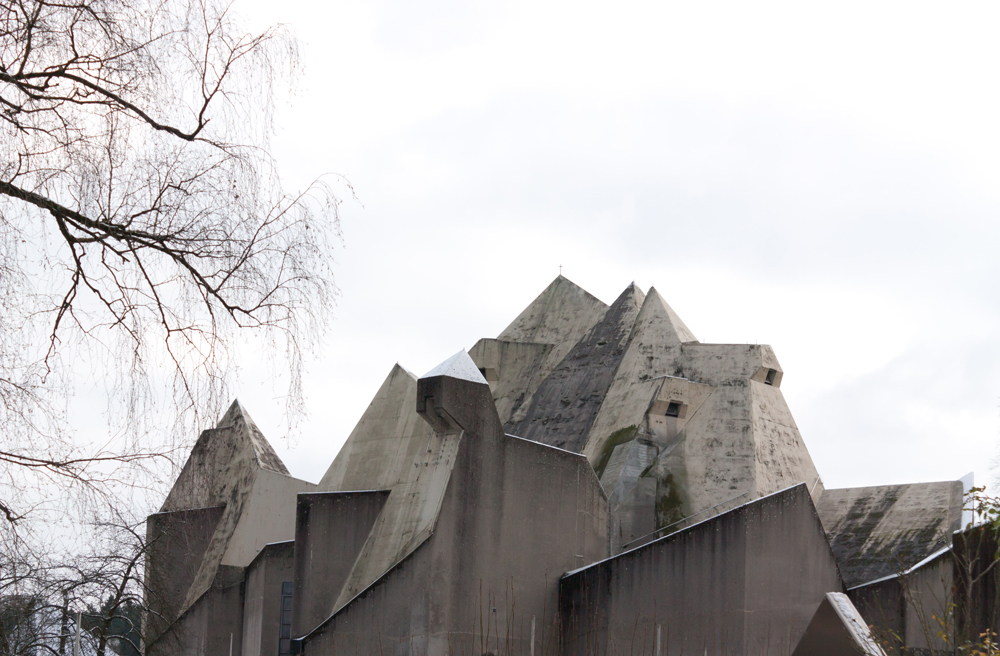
(0, 509, 153, 655)
(0, 0, 342, 539)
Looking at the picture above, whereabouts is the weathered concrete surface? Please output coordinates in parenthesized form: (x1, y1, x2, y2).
(318, 364, 434, 492)
(498, 274, 608, 372)
(481, 279, 822, 554)
(316, 363, 464, 616)
(144, 505, 225, 641)
(291, 491, 389, 638)
(790, 592, 885, 656)
(508, 283, 645, 452)
(559, 484, 843, 656)
(468, 338, 553, 424)
(242, 541, 294, 656)
(848, 548, 953, 653)
(145, 565, 245, 656)
(222, 468, 317, 567)
(816, 481, 962, 587)
(848, 576, 904, 650)
(470, 276, 609, 426)
(298, 351, 608, 656)
(159, 401, 314, 614)
(143, 401, 314, 652)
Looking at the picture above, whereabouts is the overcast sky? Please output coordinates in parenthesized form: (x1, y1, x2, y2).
(226, 0, 1000, 493)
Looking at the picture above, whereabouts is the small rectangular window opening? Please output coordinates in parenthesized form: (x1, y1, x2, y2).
(764, 369, 777, 386)
(665, 402, 681, 418)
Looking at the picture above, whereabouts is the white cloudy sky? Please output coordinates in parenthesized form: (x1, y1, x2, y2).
(227, 0, 1000, 493)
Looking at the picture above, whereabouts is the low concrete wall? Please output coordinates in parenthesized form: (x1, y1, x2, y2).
(559, 484, 843, 656)
(847, 550, 952, 654)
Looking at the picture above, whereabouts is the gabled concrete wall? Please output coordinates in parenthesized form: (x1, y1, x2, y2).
(559, 484, 842, 656)
(298, 354, 608, 656)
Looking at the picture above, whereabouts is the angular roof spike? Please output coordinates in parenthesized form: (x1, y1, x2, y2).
(422, 350, 489, 385)
(641, 287, 698, 345)
(214, 398, 289, 475)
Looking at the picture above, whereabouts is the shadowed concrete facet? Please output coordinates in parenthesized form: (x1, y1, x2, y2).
(790, 592, 885, 656)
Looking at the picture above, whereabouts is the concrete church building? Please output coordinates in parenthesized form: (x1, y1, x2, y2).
(143, 276, 975, 656)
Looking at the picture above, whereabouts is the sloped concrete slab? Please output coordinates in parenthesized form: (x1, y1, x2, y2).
(791, 592, 885, 656)
(816, 481, 963, 587)
(498, 274, 607, 349)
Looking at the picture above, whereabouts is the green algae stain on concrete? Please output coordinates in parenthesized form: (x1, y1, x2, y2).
(594, 425, 639, 479)
(655, 473, 686, 531)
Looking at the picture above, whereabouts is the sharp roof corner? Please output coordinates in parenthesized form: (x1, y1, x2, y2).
(421, 350, 489, 385)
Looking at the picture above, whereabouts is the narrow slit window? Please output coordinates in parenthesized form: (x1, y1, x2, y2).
(765, 369, 777, 386)
(665, 402, 681, 418)
(279, 581, 293, 655)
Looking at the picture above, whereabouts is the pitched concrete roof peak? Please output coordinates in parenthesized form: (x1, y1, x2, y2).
(498, 276, 608, 346)
(393, 362, 418, 380)
(215, 399, 290, 476)
(422, 350, 489, 385)
(637, 288, 698, 345)
(612, 281, 646, 317)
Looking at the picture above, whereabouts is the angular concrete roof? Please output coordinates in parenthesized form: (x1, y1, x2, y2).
(156, 401, 313, 617)
(478, 275, 610, 426)
(636, 287, 698, 346)
(317, 362, 462, 616)
(506, 282, 645, 452)
(585, 287, 700, 463)
(473, 278, 823, 551)
(498, 274, 608, 348)
(816, 481, 963, 587)
(161, 400, 288, 513)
